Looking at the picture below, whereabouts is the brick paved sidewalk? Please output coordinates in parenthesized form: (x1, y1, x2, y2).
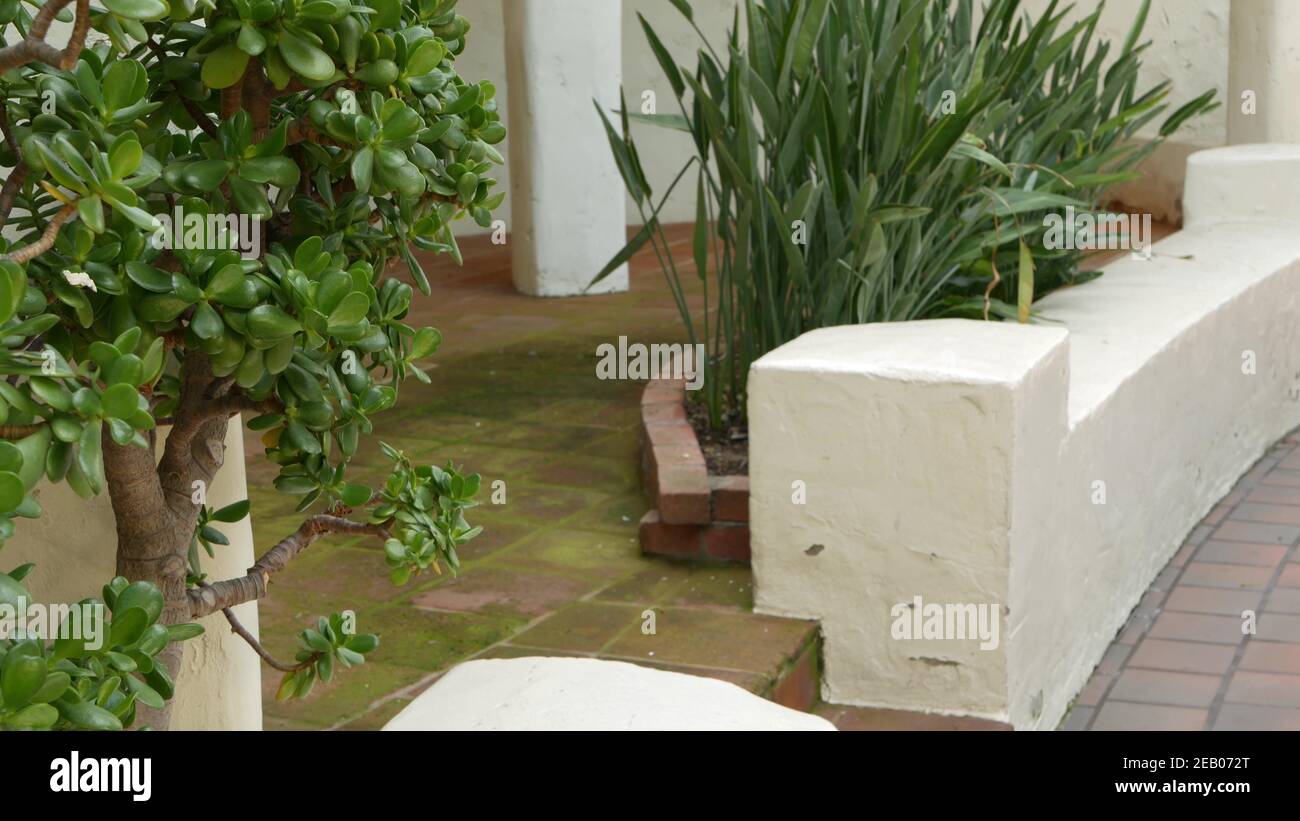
(1063, 431, 1300, 730)
(247, 227, 828, 729)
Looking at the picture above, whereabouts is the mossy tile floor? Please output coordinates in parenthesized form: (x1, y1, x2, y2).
(246, 228, 817, 730)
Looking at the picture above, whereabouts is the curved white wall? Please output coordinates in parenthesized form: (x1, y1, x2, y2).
(748, 144, 1300, 729)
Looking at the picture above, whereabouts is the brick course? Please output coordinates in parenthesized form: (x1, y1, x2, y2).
(638, 379, 750, 562)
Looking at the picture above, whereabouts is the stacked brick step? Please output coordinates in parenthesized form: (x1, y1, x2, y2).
(638, 378, 750, 562)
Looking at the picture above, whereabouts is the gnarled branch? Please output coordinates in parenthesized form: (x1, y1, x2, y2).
(219, 67, 246, 119)
(0, 0, 89, 74)
(180, 97, 220, 139)
(0, 201, 79, 264)
(103, 432, 176, 565)
(286, 121, 345, 149)
(62, 0, 90, 70)
(0, 423, 45, 439)
(0, 164, 29, 228)
(0, 0, 88, 233)
(188, 515, 391, 618)
(0, 106, 27, 227)
(157, 351, 233, 518)
(171, 393, 282, 445)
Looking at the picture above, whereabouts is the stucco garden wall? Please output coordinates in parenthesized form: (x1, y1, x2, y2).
(748, 144, 1300, 729)
(1011, 0, 1229, 221)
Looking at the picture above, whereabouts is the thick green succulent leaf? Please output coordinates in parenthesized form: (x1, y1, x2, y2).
(102, 0, 168, 20)
(277, 33, 336, 82)
(202, 44, 252, 90)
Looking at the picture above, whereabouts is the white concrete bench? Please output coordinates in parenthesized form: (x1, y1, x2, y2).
(748, 144, 1300, 730)
(382, 657, 836, 731)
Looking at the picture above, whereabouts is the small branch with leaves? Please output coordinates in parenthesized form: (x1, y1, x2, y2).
(187, 514, 390, 619)
(218, 602, 307, 673)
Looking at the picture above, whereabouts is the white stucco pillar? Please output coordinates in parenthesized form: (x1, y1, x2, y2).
(1228, 0, 1300, 143)
(502, 0, 629, 297)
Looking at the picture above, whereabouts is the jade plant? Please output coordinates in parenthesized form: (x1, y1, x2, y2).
(0, 0, 502, 729)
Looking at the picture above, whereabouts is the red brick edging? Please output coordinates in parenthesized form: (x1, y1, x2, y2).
(638, 378, 750, 562)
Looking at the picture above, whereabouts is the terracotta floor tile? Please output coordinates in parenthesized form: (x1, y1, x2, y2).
(1211, 520, 1300, 545)
(1148, 611, 1247, 644)
(1178, 562, 1274, 590)
(1092, 701, 1208, 731)
(1127, 638, 1237, 675)
(1255, 613, 1300, 642)
(1108, 669, 1222, 708)
(1193, 540, 1286, 567)
(1213, 703, 1300, 730)
(1164, 585, 1261, 615)
(1239, 642, 1300, 674)
(1224, 671, 1300, 708)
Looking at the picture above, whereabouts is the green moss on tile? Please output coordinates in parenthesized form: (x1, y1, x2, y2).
(262, 662, 429, 728)
(603, 608, 815, 674)
(667, 566, 755, 611)
(594, 564, 693, 605)
(509, 602, 641, 653)
(489, 527, 644, 581)
(360, 605, 526, 671)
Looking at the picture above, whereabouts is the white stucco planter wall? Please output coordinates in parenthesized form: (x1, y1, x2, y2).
(748, 144, 1300, 730)
(383, 656, 835, 731)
